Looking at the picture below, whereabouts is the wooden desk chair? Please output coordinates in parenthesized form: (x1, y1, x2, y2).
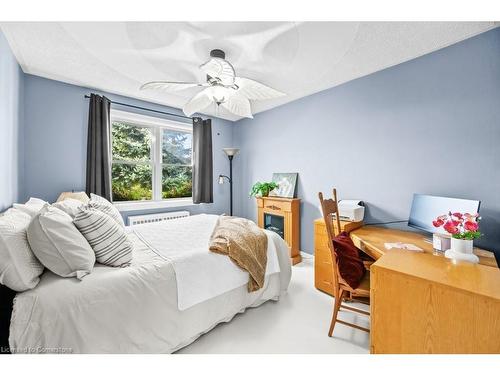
(318, 189, 370, 336)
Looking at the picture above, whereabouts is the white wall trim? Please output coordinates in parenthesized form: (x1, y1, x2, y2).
(300, 251, 314, 259)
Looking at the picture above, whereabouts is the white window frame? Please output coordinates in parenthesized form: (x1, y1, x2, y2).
(110, 109, 194, 211)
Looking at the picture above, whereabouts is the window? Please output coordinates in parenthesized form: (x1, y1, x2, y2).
(111, 110, 193, 205)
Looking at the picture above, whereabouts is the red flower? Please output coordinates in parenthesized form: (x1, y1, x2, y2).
(464, 221, 479, 231)
(443, 220, 459, 234)
(465, 213, 480, 219)
(432, 219, 444, 227)
(452, 212, 463, 219)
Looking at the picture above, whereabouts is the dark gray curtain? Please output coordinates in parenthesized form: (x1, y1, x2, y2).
(86, 94, 112, 200)
(192, 117, 213, 203)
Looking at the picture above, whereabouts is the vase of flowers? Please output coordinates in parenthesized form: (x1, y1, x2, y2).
(432, 212, 481, 263)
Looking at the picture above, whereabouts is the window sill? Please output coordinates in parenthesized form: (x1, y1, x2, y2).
(114, 198, 195, 212)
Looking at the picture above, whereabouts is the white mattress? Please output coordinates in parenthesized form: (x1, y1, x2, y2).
(9, 215, 292, 353)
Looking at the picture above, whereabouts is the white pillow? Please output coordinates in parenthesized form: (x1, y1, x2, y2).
(52, 198, 84, 218)
(27, 205, 95, 280)
(13, 197, 48, 218)
(0, 209, 44, 291)
(56, 191, 89, 204)
(74, 206, 132, 267)
(90, 193, 125, 227)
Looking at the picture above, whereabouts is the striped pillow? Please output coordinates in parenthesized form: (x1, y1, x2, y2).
(74, 206, 132, 267)
(90, 193, 125, 227)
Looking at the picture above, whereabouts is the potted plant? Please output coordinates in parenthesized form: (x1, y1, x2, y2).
(249, 181, 279, 197)
(432, 212, 481, 263)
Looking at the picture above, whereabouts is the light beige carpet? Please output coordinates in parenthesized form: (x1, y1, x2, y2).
(177, 256, 369, 354)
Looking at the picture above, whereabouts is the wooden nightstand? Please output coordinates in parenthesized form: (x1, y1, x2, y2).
(314, 218, 363, 296)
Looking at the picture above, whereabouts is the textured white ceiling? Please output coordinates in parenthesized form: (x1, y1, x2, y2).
(1, 22, 497, 121)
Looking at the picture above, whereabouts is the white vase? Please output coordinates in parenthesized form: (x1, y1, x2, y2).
(445, 238, 479, 263)
(451, 238, 473, 254)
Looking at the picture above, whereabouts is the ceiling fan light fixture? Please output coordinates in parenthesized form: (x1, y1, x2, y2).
(140, 48, 285, 119)
(210, 49, 226, 59)
(209, 85, 229, 104)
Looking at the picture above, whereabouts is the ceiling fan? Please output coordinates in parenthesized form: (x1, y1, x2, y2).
(140, 49, 285, 118)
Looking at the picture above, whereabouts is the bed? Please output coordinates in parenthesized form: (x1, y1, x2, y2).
(4, 214, 292, 354)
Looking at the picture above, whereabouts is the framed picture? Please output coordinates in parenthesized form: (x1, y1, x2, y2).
(269, 173, 298, 198)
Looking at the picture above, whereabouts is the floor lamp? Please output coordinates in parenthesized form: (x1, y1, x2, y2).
(219, 148, 239, 216)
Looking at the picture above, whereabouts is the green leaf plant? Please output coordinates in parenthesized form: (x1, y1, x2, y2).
(249, 181, 279, 197)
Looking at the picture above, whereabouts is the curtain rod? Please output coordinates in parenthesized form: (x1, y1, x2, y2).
(84, 94, 194, 120)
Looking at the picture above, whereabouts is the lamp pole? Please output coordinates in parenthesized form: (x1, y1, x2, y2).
(220, 148, 240, 216)
(228, 154, 234, 216)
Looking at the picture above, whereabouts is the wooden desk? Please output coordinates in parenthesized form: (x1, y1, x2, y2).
(350, 226, 497, 267)
(348, 226, 500, 353)
(370, 251, 500, 353)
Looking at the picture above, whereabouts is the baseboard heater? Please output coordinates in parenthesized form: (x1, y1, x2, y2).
(127, 211, 190, 226)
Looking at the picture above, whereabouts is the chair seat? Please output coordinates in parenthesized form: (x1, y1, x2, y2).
(350, 271, 370, 298)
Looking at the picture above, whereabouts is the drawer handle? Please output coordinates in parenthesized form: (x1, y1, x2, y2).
(322, 260, 331, 265)
(266, 205, 281, 211)
(322, 280, 332, 286)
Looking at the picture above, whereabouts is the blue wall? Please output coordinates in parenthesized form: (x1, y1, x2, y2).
(0, 31, 24, 211)
(233, 27, 500, 258)
(22, 75, 235, 221)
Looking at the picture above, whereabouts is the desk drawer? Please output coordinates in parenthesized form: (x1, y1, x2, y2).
(315, 232, 330, 250)
(315, 245, 332, 263)
(315, 258, 334, 295)
(315, 220, 334, 295)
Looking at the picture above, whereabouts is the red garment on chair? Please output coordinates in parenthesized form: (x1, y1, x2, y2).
(331, 231, 366, 289)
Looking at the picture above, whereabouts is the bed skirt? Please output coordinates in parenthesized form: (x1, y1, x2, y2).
(0, 284, 15, 354)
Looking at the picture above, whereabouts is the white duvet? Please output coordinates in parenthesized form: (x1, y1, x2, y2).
(133, 214, 281, 310)
(9, 214, 291, 353)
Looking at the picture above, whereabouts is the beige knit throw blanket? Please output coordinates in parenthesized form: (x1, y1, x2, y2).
(209, 215, 268, 292)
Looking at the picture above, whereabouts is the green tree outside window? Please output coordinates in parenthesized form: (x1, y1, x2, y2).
(111, 121, 193, 202)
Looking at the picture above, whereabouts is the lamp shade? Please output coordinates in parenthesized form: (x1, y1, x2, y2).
(222, 148, 240, 157)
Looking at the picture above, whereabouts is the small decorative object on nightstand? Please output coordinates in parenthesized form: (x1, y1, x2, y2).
(256, 196, 301, 265)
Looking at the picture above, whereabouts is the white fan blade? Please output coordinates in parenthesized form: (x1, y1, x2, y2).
(200, 58, 235, 86)
(140, 81, 207, 92)
(234, 77, 285, 100)
(182, 89, 213, 117)
(221, 93, 253, 119)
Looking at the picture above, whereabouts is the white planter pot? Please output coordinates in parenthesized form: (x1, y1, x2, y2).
(451, 238, 473, 254)
(445, 238, 479, 263)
